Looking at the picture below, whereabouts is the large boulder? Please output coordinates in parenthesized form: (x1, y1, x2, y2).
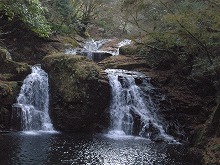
(42, 54, 111, 132)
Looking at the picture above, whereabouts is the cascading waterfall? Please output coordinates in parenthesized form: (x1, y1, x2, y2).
(82, 39, 110, 60)
(106, 69, 174, 141)
(12, 65, 54, 131)
(65, 39, 132, 61)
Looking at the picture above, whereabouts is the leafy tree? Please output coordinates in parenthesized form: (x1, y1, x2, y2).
(121, 0, 220, 64)
(0, 0, 51, 37)
(40, 0, 75, 34)
(41, 0, 104, 36)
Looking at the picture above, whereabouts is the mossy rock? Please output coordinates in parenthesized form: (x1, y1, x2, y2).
(0, 60, 31, 81)
(119, 44, 138, 55)
(0, 74, 15, 81)
(98, 55, 150, 70)
(0, 81, 19, 105)
(0, 48, 11, 64)
(0, 82, 12, 97)
(61, 36, 79, 48)
(42, 53, 110, 132)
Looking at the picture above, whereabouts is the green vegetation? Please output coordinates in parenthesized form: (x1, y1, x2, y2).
(121, 0, 220, 64)
(0, 0, 51, 37)
(41, 0, 106, 36)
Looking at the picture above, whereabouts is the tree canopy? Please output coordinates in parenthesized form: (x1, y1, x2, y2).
(0, 0, 51, 37)
(121, 0, 220, 63)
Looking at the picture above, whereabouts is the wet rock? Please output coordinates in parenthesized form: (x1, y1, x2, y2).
(10, 104, 23, 131)
(42, 54, 111, 132)
(0, 107, 10, 130)
(135, 77, 143, 85)
(92, 52, 112, 62)
(79, 52, 112, 62)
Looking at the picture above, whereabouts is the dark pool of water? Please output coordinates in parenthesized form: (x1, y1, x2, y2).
(0, 132, 200, 165)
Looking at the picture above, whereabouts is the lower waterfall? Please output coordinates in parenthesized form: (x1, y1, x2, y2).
(105, 69, 174, 141)
(12, 65, 54, 132)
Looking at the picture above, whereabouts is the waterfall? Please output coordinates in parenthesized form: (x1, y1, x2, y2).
(105, 69, 174, 141)
(65, 39, 132, 61)
(81, 39, 110, 60)
(12, 65, 54, 132)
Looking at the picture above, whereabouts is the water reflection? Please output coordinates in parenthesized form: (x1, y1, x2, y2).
(0, 133, 200, 165)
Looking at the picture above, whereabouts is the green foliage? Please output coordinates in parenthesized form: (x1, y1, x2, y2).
(0, 0, 51, 37)
(161, 1, 220, 48)
(121, 0, 220, 63)
(41, 0, 105, 36)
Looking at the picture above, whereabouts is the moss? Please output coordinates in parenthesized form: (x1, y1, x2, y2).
(202, 138, 220, 165)
(61, 37, 79, 48)
(43, 53, 101, 102)
(0, 51, 31, 79)
(212, 144, 220, 152)
(0, 74, 15, 81)
(0, 82, 12, 97)
(119, 44, 138, 55)
(0, 48, 11, 64)
(0, 81, 19, 105)
(42, 53, 110, 132)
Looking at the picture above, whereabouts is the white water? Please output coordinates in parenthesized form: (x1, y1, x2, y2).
(82, 39, 111, 59)
(13, 65, 54, 132)
(65, 39, 132, 59)
(105, 69, 175, 142)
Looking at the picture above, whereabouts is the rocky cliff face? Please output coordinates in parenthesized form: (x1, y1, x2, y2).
(42, 54, 111, 132)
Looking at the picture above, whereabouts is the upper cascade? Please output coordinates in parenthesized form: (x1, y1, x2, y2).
(105, 69, 175, 142)
(65, 38, 132, 61)
(12, 65, 54, 132)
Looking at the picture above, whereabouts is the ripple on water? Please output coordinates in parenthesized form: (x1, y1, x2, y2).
(0, 133, 201, 165)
